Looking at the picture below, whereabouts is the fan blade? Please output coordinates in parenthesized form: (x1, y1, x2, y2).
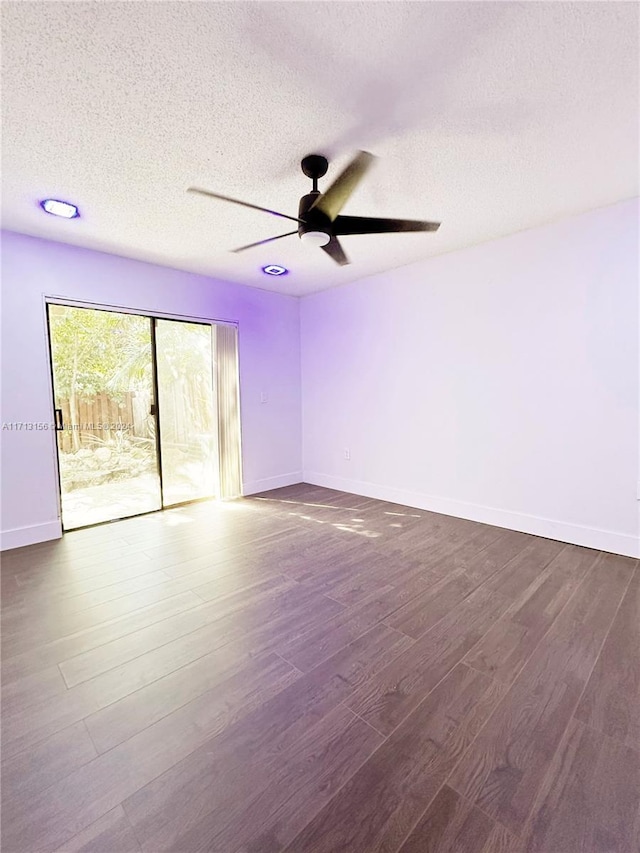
(187, 187, 302, 224)
(334, 215, 440, 235)
(321, 236, 349, 266)
(310, 151, 375, 221)
(231, 231, 298, 254)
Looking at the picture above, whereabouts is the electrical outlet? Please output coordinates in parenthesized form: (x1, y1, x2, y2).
(260, 392, 268, 404)
(344, 448, 351, 461)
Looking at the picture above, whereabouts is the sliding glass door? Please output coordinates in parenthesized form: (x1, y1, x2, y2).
(48, 305, 236, 531)
(48, 304, 162, 530)
(155, 319, 217, 507)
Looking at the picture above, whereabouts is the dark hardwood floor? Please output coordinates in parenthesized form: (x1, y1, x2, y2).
(1, 484, 638, 853)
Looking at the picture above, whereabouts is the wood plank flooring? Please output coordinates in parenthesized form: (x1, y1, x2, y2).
(1, 484, 638, 853)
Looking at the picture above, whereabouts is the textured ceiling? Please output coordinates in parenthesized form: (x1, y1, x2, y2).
(1, 1, 638, 296)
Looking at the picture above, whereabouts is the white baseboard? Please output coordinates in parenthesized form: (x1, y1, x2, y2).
(242, 472, 304, 496)
(1, 520, 62, 551)
(303, 472, 640, 559)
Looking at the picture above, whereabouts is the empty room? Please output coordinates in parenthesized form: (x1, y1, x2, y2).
(1, 2, 638, 852)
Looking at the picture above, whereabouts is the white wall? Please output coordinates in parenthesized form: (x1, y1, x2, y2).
(1, 232, 302, 549)
(301, 199, 639, 558)
(3, 200, 638, 557)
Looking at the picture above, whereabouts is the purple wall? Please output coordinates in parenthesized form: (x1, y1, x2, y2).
(1, 231, 302, 547)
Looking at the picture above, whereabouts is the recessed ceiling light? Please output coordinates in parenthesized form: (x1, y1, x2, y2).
(39, 199, 80, 219)
(262, 264, 288, 276)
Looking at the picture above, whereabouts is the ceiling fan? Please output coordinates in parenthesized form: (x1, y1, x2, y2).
(187, 151, 440, 266)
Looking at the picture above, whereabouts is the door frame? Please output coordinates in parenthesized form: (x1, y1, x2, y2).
(43, 295, 240, 533)
(149, 316, 166, 508)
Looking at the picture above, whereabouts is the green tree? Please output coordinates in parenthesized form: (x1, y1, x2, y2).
(49, 306, 151, 450)
(49, 307, 216, 454)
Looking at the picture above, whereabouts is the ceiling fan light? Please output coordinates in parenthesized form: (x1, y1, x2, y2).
(300, 230, 331, 247)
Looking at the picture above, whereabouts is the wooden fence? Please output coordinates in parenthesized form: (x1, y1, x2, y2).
(56, 390, 152, 453)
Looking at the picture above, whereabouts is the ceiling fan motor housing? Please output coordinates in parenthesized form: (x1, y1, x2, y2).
(298, 192, 332, 244)
(186, 150, 439, 263)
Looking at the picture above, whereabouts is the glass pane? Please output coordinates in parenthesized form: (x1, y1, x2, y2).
(48, 305, 162, 530)
(155, 319, 217, 506)
(215, 324, 242, 499)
